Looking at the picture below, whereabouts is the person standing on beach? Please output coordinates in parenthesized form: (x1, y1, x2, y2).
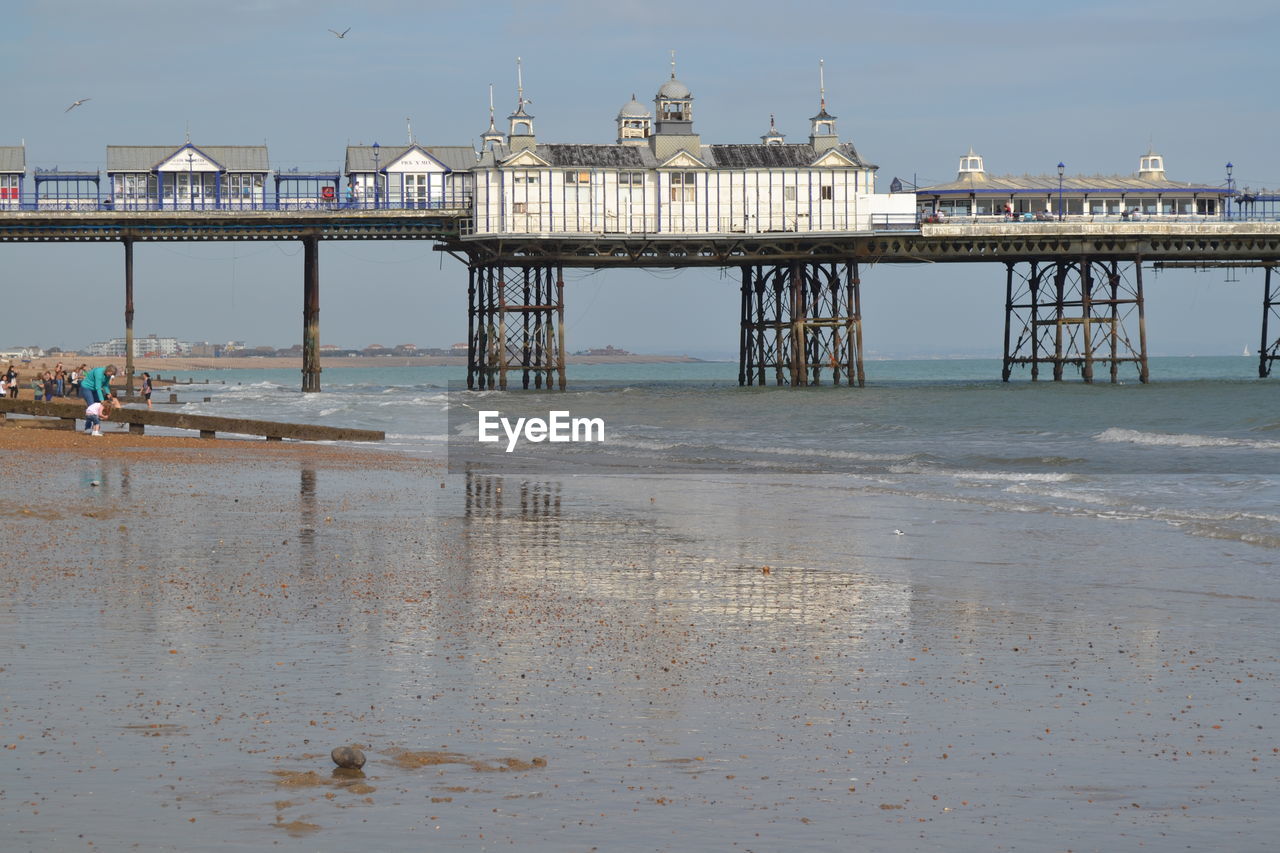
(80, 364, 118, 407)
(141, 372, 153, 409)
(4, 364, 16, 398)
(54, 362, 66, 397)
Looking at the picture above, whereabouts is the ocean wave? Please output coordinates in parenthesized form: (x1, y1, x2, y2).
(1004, 484, 1114, 505)
(951, 469, 1077, 483)
(1095, 427, 1280, 451)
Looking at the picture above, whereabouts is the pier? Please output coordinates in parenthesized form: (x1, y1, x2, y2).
(3, 68, 1279, 390)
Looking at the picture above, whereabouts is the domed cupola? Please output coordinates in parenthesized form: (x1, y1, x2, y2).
(651, 51, 701, 158)
(654, 51, 694, 132)
(616, 94, 651, 145)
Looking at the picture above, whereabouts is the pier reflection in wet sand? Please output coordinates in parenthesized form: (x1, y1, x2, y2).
(0, 453, 1275, 851)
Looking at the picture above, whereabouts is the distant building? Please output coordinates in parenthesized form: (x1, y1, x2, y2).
(87, 334, 189, 357)
(573, 345, 632, 356)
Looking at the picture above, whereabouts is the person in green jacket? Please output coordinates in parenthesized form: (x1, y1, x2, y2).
(80, 364, 118, 407)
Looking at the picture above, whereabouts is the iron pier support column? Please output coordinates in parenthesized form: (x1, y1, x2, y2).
(301, 234, 321, 393)
(1029, 262, 1041, 381)
(1052, 262, 1067, 381)
(737, 260, 862, 387)
(555, 270, 566, 391)
(1135, 258, 1149, 383)
(1262, 264, 1278, 378)
(1081, 258, 1094, 384)
(123, 237, 135, 397)
(738, 266, 750, 386)
(468, 263, 566, 391)
(1003, 257, 1148, 383)
(1001, 261, 1014, 382)
(466, 266, 478, 389)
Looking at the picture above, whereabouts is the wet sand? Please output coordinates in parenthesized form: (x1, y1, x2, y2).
(1, 433, 1276, 850)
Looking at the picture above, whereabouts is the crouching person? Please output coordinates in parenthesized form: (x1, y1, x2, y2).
(85, 397, 113, 437)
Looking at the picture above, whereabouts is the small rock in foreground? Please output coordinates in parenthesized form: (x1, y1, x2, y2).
(331, 746, 366, 769)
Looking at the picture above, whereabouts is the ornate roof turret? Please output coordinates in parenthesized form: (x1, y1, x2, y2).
(480, 84, 504, 152)
(808, 60, 839, 153)
(507, 58, 536, 151)
(1138, 149, 1166, 180)
(654, 50, 693, 128)
(957, 147, 986, 181)
(617, 94, 651, 145)
(651, 51, 699, 158)
(761, 114, 786, 146)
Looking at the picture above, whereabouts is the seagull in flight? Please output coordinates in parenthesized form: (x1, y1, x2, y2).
(328, 27, 350, 38)
(64, 98, 91, 113)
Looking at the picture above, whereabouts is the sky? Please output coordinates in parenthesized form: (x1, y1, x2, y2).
(3, 0, 1278, 358)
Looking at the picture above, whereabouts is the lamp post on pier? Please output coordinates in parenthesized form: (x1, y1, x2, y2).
(1225, 162, 1234, 220)
(1057, 162, 1065, 221)
(372, 142, 380, 209)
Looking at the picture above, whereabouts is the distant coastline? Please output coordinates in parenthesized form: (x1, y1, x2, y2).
(13, 353, 708, 373)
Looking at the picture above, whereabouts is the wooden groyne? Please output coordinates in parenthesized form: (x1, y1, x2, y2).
(0, 399, 383, 442)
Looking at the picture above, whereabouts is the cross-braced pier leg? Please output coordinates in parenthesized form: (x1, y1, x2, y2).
(467, 264, 566, 390)
(739, 261, 862, 387)
(1003, 258, 1149, 383)
(1261, 264, 1279, 378)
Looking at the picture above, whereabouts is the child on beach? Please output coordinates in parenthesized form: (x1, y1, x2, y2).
(84, 398, 113, 437)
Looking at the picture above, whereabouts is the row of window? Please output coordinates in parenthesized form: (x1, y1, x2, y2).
(934, 197, 1218, 216)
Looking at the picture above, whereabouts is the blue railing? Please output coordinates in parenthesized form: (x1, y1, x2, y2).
(0, 192, 473, 213)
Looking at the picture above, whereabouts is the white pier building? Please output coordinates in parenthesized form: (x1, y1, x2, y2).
(469, 67, 914, 236)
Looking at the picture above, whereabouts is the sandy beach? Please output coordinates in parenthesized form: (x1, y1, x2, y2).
(2, 409, 1277, 851)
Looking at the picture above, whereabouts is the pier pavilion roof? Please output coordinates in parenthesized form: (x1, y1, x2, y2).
(106, 145, 269, 173)
(918, 172, 1225, 195)
(480, 141, 875, 170)
(710, 143, 872, 170)
(0, 146, 25, 173)
(345, 145, 477, 173)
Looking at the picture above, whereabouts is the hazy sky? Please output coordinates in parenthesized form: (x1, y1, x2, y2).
(3, 0, 1277, 357)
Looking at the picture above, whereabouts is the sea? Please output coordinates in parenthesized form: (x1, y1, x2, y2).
(163, 355, 1280, 552)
